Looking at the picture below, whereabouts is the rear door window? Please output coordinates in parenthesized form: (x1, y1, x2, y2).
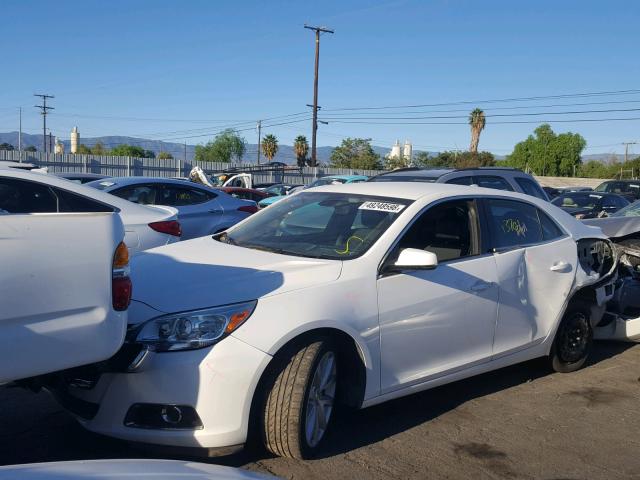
(0, 178, 57, 213)
(537, 209, 564, 241)
(485, 198, 542, 250)
(112, 185, 160, 205)
(158, 186, 215, 206)
(515, 177, 548, 200)
(475, 176, 515, 191)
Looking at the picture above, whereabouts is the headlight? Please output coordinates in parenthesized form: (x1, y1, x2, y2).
(134, 301, 257, 352)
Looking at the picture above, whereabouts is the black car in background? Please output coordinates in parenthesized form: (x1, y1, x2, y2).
(594, 180, 640, 202)
(552, 191, 629, 219)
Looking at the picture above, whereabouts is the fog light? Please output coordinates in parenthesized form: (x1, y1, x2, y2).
(124, 403, 203, 430)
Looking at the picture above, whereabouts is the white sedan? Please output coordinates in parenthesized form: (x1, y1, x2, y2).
(0, 170, 181, 255)
(50, 183, 616, 459)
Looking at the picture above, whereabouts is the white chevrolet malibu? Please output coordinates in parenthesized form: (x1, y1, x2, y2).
(50, 183, 617, 459)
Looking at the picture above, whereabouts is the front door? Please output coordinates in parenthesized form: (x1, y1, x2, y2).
(377, 199, 499, 393)
(158, 184, 222, 239)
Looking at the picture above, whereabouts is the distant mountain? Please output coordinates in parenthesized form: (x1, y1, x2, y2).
(0, 132, 443, 165)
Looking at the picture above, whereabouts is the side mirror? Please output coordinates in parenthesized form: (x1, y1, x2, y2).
(392, 248, 438, 271)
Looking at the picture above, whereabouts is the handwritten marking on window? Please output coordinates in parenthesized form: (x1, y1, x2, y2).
(502, 218, 528, 237)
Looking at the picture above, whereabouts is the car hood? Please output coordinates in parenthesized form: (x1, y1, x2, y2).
(0, 459, 273, 479)
(130, 236, 342, 315)
(583, 216, 640, 239)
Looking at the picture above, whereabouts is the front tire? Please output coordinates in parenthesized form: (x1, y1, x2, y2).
(261, 339, 337, 459)
(549, 307, 593, 373)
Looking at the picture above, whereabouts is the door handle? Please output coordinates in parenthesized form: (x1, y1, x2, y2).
(470, 281, 494, 292)
(550, 262, 572, 273)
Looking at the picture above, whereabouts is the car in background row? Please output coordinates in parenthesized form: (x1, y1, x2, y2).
(89, 177, 258, 239)
(594, 179, 640, 202)
(258, 175, 368, 208)
(52, 183, 617, 459)
(262, 183, 303, 196)
(219, 186, 274, 203)
(54, 172, 110, 184)
(1, 170, 181, 255)
(368, 167, 549, 201)
(0, 161, 48, 173)
(552, 191, 629, 219)
(0, 172, 131, 384)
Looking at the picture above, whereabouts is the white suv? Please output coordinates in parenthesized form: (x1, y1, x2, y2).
(50, 183, 615, 459)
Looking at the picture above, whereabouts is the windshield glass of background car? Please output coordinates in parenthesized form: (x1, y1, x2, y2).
(611, 200, 640, 217)
(222, 192, 411, 260)
(552, 193, 601, 209)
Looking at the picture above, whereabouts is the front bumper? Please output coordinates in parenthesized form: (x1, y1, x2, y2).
(48, 336, 271, 449)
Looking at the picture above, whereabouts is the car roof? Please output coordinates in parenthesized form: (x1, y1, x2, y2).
(374, 167, 524, 179)
(54, 172, 107, 179)
(90, 176, 218, 191)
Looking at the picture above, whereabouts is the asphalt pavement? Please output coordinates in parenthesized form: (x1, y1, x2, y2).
(1, 342, 638, 479)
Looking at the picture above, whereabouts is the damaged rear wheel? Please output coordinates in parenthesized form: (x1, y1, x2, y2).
(549, 307, 593, 373)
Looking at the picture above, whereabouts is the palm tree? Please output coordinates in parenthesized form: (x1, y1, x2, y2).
(293, 135, 309, 167)
(261, 134, 279, 162)
(469, 108, 486, 154)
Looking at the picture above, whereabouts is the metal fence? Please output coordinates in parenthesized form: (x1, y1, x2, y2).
(0, 150, 385, 186)
(0, 150, 609, 187)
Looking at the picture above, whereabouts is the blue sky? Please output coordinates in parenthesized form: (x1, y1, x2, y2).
(1, 0, 639, 156)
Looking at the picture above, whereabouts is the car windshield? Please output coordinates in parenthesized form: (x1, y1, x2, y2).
(610, 200, 640, 217)
(552, 193, 602, 209)
(219, 191, 411, 260)
(310, 177, 347, 187)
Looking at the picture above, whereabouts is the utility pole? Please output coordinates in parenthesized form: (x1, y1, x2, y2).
(34, 94, 54, 154)
(623, 142, 637, 163)
(18, 107, 22, 152)
(304, 24, 333, 166)
(256, 120, 262, 164)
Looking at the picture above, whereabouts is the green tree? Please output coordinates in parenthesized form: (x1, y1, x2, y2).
(194, 129, 246, 163)
(385, 154, 407, 170)
(91, 141, 107, 155)
(413, 151, 451, 168)
(144, 149, 156, 159)
(0, 142, 14, 151)
(157, 151, 173, 159)
(24, 145, 37, 152)
(469, 108, 486, 154)
(76, 144, 92, 154)
(330, 138, 383, 170)
(505, 124, 586, 176)
(293, 135, 309, 167)
(110, 144, 147, 157)
(261, 134, 278, 163)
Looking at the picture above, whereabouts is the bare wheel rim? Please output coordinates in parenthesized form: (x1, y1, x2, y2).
(559, 312, 589, 363)
(305, 351, 337, 448)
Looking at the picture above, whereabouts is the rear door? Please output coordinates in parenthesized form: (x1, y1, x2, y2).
(482, 198, 577, 357)
(0, 177, 128, 383)
(157, 184, 222, 239)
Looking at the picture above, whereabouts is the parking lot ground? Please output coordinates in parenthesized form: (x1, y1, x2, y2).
(1, 342, 639, 479)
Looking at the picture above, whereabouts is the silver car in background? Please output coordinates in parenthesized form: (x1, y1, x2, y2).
(88, 177, 259, 239)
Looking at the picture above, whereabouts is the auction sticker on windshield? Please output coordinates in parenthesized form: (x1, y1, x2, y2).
(358, 201, 406, 213)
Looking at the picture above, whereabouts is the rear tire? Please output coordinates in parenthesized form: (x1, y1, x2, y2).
(549, 306, 593, 373)
(261, 338, 337, 459)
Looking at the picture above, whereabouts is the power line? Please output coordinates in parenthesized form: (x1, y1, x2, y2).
(320, 117, 640, 125)
(320, 88, 640, 112)
(320, 107, 640, 121)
